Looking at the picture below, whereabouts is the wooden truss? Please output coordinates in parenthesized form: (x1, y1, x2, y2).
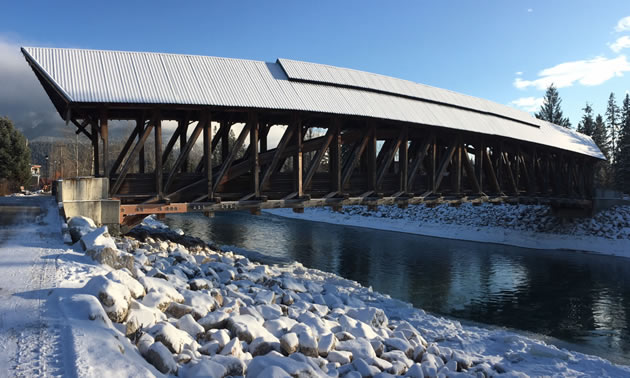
(67, 108, 599, 231)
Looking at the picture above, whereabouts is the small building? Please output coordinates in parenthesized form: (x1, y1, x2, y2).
(29, 164, 41, 189)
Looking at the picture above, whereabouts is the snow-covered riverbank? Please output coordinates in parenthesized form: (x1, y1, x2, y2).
(266, 203, 630, 258)
(3, 196, 630, 377)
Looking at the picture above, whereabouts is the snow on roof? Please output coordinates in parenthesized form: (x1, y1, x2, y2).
(21, 47, 605, 160)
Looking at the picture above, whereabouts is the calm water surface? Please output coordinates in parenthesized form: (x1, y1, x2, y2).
(164, 212, 630, 365)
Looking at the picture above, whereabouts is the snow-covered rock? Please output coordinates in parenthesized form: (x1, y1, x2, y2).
(67, 216, 96, 242)
(83, 275, 132, 323)
(181, 359, 226, 378)
(145, 341, 177, 374)
(125, 300, 166, 336)
(149, 322, 196, 354)
(59, 294, 112, 327)
(106, 269, 145, 298)
(176, 314, 204, 338)
(198, 310, 229, 330)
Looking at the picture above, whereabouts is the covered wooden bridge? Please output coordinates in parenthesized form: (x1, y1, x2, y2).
(22, 47, 605, 229)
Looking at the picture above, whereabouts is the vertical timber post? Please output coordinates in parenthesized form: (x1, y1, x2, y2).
(260, 123, 269, 153)
(203, 111, 213, 201)
(250, 112, 260, 198)
(400, 126, 408, 193)
(367, 123, 377, 191)
(154, 112, 163, 199)
(138, 116, 145, 174)
(179, 115, 189, 172)
(330, 120, 342, 193)
(92, 118, 100, 177)
(100, 109, 109, 180)
(294, 117, 303, 197)
(476, 140, 484, 194)
(453, 135, 462, 195)
(221, 121, 230, 164)
(429, 135, 437, 194)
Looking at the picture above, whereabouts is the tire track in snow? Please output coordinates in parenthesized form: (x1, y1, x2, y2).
(4, 197, 71, 377)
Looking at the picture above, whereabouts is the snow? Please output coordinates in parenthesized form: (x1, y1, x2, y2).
(266, 203, 630, 257)
(1, 196, 630, 377)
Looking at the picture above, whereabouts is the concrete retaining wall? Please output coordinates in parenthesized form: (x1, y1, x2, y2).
(56, 177, 120, 233)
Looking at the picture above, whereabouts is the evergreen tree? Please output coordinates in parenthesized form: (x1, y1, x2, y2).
(0, 116, 31, 186)
(535, 84, 571, 128)
(616, 93, 630, 192)
(577, 103, 595, 136)
(592, 114, 610, 160)
(606, 92, 621, 165)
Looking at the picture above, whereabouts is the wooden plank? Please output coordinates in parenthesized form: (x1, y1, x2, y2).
(154, 116, 163, 198)
(204, 112, 213, 200)
(367, 124, 376, 190)
(376, 128, 404, 189)
(433, 141, 457, 191)
(399, 126, 408, 193)
(429, 136, 437, 192)
(221, 120, 230, 164)
(162, 122, 183, 166)
(453, 139, 462, 194)
(330, 121, 342, 193)
(260, 123, 269, 153)
(502, 152, 518, 194)
(92, 119, 99, 176)
(164, 117, 205, 192)
(294, 119, 303, 197)
(462, 146, 481, 194)
(110, 123, 155, 195)
(249, 113, 260, 197)
(260, 124, 295, 190)
(109, 121, 140, 177)
(341, 132, 370, 187)
(138, 116, 146, 174)
(180, 115, 189, 172)
(71, 118, 92, 139)
(213, 123, 250, 193)
(408, 138, 430, 189)
(100, 110, 109, 179)
(304, 128, 334, 190)
(475, 141, 484, 192)
(483, 148, 501, 194)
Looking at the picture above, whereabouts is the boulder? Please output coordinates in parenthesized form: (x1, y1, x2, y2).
(182, 359, 227, 378)
(150, 322, 196, 354)
(145, 341, 177, 375)
(327, 350, 352, 365)
(125, 300, 166, 336)
(67, 216, 96, 243)
(83, 275, 131, 323)
(198, 310, 229, 330)
(177, 314, 205, 338)
(106, 269, 145, 298)
(59, 294, 111, 327)
(317, 333, 336, 357)
(337, 338, 377, 360)
(280, 332, 299, 355)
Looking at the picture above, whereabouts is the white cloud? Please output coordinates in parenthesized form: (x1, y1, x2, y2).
(509, 97, 543, 113)
(515, 71, 523, 76)
(610, 36, 630, 53)
(615, 16, 630, 32)
(527, 8, 533, 13)
(513, 55, 630, 90)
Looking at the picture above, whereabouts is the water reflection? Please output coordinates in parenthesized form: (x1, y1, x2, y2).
(164, 212, 630, 364)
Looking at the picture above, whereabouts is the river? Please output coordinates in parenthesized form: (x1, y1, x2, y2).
(163, 211, 630, 365)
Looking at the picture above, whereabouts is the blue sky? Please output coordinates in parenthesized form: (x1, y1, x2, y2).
(1, 1, 629, 134)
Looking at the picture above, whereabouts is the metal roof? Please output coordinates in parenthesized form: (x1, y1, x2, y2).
(21, 47, 605, 160)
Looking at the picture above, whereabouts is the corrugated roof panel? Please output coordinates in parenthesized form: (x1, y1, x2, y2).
(21, 47, 604, 159)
